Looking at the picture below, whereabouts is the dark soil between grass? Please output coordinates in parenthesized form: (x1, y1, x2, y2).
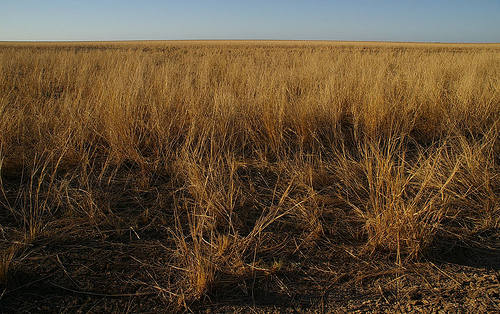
(1, 223, 498, 313)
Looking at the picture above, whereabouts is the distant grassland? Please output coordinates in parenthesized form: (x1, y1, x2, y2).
(0, 41, 499, 306)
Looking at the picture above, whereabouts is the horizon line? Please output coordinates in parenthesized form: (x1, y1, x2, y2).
(1, 39, 500, 44)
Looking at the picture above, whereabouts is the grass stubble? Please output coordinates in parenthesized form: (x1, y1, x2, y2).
(0, 41, 499, 311)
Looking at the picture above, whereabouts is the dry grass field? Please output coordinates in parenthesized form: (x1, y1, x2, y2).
(0, 41, 499, 312)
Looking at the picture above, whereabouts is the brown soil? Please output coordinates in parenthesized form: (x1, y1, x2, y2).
(1, 223, 498, 313)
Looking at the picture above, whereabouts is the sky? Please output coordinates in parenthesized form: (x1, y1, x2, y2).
(1, 0, 500, 42)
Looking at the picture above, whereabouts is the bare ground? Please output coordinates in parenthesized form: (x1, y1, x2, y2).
(1, 213, 498, 313)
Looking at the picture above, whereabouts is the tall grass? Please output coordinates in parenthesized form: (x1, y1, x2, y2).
(0, 41, 499, 306)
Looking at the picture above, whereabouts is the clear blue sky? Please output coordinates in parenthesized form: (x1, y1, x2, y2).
(1, 0, 499, 42)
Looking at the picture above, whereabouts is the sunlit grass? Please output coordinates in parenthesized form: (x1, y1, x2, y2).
(0, 41, 498, 307)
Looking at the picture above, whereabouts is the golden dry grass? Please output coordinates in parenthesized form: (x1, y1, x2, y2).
(0, 41, 499, 309)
